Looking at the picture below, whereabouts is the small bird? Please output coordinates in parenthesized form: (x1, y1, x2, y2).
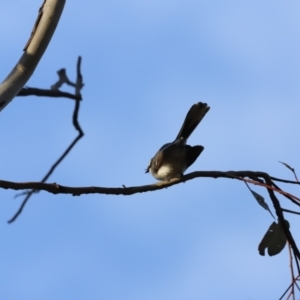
(146, 102, 210, 181)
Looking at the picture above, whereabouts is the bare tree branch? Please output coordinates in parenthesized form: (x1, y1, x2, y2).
(17, 87, 79, 100)
(0, 0, 65, 112)
(264, 176, 300, 262)
(8, 56, 84, 223)
(0, 170, 297, 196)
(271, 181, 300, 207)
(282, 209, 300, 216)
(5, 168, 300, 264)
(17, 62, 84, 101)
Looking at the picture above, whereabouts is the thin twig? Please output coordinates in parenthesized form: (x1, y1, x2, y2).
(17, 87, 79, 100)
(271, 182, 300, 207)
(282, 209, 300, 216)
(8, 56, 84, 223)
(279, 162, 299, 183)
(288, 243, 295, 300)
(269, 176, 300, 185)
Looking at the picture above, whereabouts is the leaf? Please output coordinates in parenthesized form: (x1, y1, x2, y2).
(258, 220, 290, 256)
(245, 182, 275, 219)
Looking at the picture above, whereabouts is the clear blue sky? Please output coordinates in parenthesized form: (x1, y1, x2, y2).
(1, 1, 300, 299)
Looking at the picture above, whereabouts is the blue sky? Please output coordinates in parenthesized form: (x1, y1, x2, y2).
(1, 0, 300, 299)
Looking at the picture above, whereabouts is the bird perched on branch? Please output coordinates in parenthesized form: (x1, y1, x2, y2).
(146, 102, 210, 181)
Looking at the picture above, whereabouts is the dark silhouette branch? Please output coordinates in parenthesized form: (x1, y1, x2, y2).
(17, 87, 79, 100)
(282, 209, 300, 216)
(17, 63, 84, 101)
(5, 169, 300, 267)
(269, 176, 300, 185)
(264, 176, 300, 263)
(1, 170, 298, 196)
(8, 56, 84, 223)
(271, 181, 300, 207)
(229, 175, 300, 203)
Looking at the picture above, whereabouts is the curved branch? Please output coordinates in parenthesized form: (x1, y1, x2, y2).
(4, 169, 300, 261)
(0, 0, 65, 112)
(0, 170, 296, 196)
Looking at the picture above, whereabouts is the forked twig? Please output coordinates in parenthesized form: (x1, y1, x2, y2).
(8, 56, 84, 223)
